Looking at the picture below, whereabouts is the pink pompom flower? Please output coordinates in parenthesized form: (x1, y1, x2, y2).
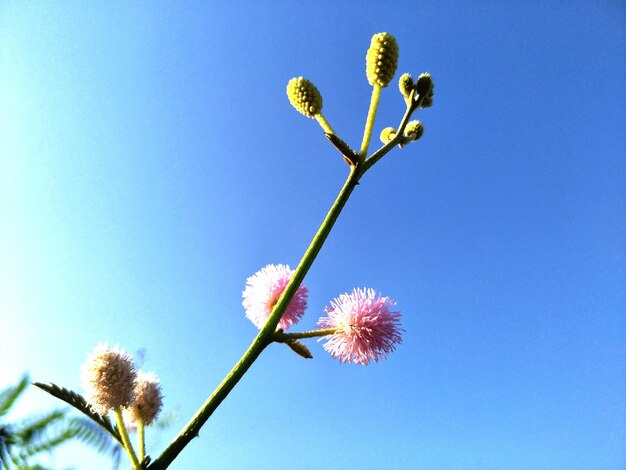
(242, 264, 308, 330)
(318, 288, 402, 365)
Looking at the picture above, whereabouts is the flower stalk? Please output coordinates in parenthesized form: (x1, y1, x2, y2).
(274, 328, 339, 342)
(359, 85, 382, 158)
(115, 408, 140, 469)
(138, 420, 146, 463)
(315, 114, 335, 134)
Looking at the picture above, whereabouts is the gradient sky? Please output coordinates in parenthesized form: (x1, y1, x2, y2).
(1, 2, 625, 469)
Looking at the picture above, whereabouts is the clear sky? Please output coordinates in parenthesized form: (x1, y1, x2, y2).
(1, 2, 625, 469)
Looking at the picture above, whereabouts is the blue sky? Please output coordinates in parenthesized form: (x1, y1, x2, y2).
(1, 2, 625, 469)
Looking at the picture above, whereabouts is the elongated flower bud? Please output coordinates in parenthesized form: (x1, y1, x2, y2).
(415, 73, 434, 99)
(398, 73, 414, 101)
(366, 33, 399, 88)
(286, 77, 323, 118)
(285, 339, 313, 359)
(422, 85, 434, 108)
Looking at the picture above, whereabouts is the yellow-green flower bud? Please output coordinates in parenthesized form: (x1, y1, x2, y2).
(366, 33, 399, 88)
(380, 127, 396, 144)
(404, 120, 424, 141)
(287, 77, 323, 118)
(415, 73, 434, 98)
(398, 73, 414, 101)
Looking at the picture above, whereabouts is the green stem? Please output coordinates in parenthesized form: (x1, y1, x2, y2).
(274, 328, 338, 341)
(364, 89, 424, 173)
(115, 408, 140, 469)
(315, 113, 335, 134)
(138, 420, 146, 463)
(359, 85, 382, 158)
(148, 166, 362, 470)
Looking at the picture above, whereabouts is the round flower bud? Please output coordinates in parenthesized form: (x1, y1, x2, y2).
(380, 127, 396, 144)
(128, 371, 163, 426)
(286, 77, 323, 118)
(81, 343, 137, 415)
(366, 33, 399, 88)
(421, 94, 434, 108)
(415, 73, 434, 98)
(404, 120, 424, 141)
(398, 73, 414, 101)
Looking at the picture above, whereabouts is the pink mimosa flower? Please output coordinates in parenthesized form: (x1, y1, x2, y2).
(318, 288, 402, 365)
(242, 264, 308, 330)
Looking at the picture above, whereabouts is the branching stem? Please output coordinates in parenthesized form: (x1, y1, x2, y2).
(148, 166, 362, 469)
(148, 74, 424, 470)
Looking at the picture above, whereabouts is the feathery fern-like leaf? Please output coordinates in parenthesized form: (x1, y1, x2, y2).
(16, 427, 78, 462)
(32, 383, 122, 446)
(15, 410, 66, 444)
(152, 410, 178, 431)
(73, 421, 123, 470)
(69, 417, 121, 457)
(0, 376, 29, 418)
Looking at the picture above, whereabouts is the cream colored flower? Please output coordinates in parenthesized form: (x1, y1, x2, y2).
(80, 343, 137, 415)
(127, 371, 163, 426)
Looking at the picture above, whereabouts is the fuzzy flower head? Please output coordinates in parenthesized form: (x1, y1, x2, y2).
(380, 126, 397, 144)
(404, 120, 424, 142)
(318, 288, 402, 365)
(127, 371, 163, 426)
(80, 343, 137, 415)
(242, 264, 308, 330)
(398, 73, 414, 102)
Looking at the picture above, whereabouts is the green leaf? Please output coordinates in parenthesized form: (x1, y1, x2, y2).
(0, 375, 29, 418)
(69, 417, 121, 458)
(152, 410, 178, 431)
(15, 411, 67, 444)
(16, 427, 78, 461)
(32, 383, 123, 447)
